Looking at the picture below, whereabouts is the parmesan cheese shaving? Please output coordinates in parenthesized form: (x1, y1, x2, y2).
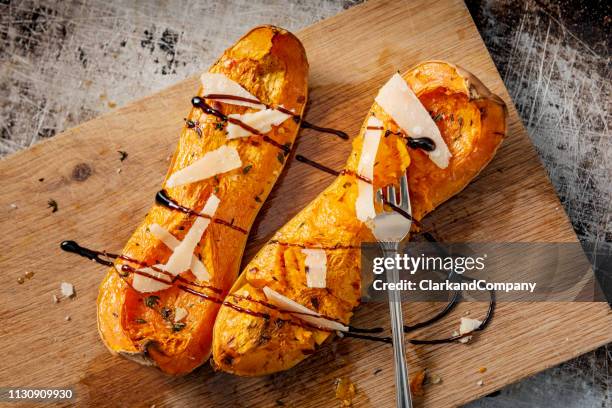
(263, 286, 348, 332)
(166, 145, 241, 188)
(128, 264, 171, 293)
(200, 73, 265, 110)
(459, 317, 482, 335)
(174, 306, 188, 322)
(302, 248, 327, 288)
(375, 73, 451, 168)
(163, 194, 220, 276)
(458, 317, 482, 344)
(355, 116, 382, 223)
(149, 224, 210, 282)
(226, 108, 292, 139)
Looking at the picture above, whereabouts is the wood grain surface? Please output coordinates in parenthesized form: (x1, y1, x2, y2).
(0, 0, 610, 407)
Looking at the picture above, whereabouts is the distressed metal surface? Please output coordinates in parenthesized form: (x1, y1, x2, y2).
(0, 0, 609, 406)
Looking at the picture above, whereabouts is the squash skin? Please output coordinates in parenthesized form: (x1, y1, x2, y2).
(96, 26, 308, 375)
(211, 61, 507, 376)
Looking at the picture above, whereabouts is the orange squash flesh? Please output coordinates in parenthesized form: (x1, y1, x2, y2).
(211, 61, 507, 376)
(96, 26, 308, 375)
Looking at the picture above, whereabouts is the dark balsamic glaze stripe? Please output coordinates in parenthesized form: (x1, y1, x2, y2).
(155, 190, 247, 234)
(300, 120, 349, 140)
(270, 240, 360, 250)
(194, 94, 349, 143)
(403, 232, 496, 345)
(295, 155, 372, 184)
(59, 240, 221, 293)
(384, 130, 436, 152)
(295, 155, 420, 226)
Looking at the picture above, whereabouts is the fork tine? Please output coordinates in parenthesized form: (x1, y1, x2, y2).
(399, 172, 410, 211)
(375, 188, 384, 206)
(386, 184, 398, 206)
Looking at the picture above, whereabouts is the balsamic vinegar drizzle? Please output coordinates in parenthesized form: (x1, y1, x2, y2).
(385, 130, 436, 152)
(60, 240, 221, 293)
(295, 154, 421, 227)
(300, 120, 349, 140)
(194, 93, 349, 141)
(155, 189, 247, 234)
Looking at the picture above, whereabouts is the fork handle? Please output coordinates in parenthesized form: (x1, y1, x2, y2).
(383, 243, 412, 408)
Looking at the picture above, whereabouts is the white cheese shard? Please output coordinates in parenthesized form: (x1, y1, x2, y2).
(302, 248, 327, 288)
(166, 145, 241, 188)
(129, 264, 172, 293)
(375, 73, 451, 169)
(458, 317, 482, 343)
(163, 193, 220, 276)
(60, 282, 75, 298)
(149, 224, 210, 282)
(226, 108, 292, 139)
(200, 73, 265, 110)
(355, 116, 383, 223)
(263, 286, 348, 332)
(174, 306, 188, 322)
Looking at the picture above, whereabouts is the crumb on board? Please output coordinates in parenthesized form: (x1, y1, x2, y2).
(65, 316, 71, 322)
(60, 282, 75, 298)
(25, 271, 34, 279)
(458, 317, 482, 344)
(17, 277, 25, 284)
(479, 367, 487, 374)
(429, 373, 442, 384)
(477, 379, 484, 386)
(53, 294, 60, 304)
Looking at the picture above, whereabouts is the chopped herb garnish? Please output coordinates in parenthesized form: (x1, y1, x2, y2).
(450, 113, 454, 122)
(254, 196, 262, 203)
(242, 164, 253, 174)
(213, 186, 219, 194)
(343, 182, 352, 188)
(432, 113, 443, 121)
(160, 307, 172, 320)
(215, 122, 225, 131)
(277, 153, 285, 164)
(144, 295, 160, 308)
(172, 322, 186, 332)
(47, 199, 58, 213)
(135, 318, 147, 324)
(458, 117, 464, 127)
(213, 175, 220, 183)
(118, 150, 128, 161)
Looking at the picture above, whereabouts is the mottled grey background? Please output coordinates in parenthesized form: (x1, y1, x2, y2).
(0, 0, 609, 406)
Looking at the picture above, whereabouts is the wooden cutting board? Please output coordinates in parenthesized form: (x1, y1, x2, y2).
(1, 0, 610, 406)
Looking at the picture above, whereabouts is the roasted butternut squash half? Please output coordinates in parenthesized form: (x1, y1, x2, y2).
(211, 61, 506, 376)
(97, 25, 308, 375)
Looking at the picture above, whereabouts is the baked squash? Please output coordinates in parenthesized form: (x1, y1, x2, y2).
(211, 61, 506, 376)
(97, 25, 308, 375)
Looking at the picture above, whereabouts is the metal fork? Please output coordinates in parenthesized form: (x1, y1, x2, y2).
(373, 172, 413, 408)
